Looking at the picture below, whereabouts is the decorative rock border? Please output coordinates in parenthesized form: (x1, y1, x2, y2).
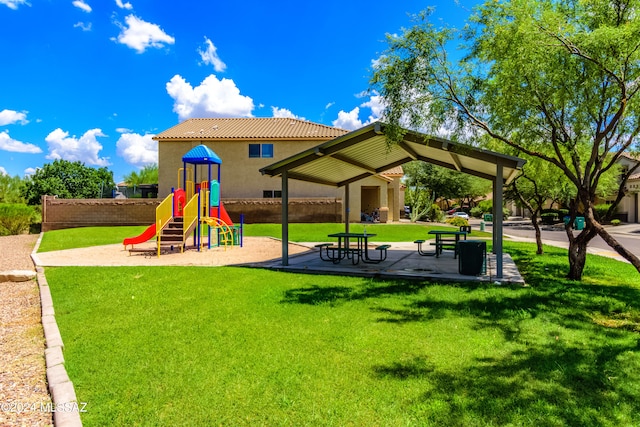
(32, 234, 83, 427)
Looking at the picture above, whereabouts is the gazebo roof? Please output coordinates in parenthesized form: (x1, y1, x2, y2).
(182, 144, 222, 165)
(260, 122, 525, 186)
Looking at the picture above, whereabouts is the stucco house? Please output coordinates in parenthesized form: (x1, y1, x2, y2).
(608, 153, 640, 223)
(152, 117, 404, 223)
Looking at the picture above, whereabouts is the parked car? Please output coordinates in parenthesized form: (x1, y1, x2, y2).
(452, 211, 470, 220)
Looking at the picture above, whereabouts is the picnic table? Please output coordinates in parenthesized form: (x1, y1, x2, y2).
(316, 232, 390, 264)
(415, 229, 468, 258)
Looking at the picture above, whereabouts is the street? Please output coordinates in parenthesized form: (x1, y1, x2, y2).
(482, 219, 640, 259)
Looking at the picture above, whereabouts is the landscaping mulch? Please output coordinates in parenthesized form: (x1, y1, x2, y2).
(0, 234, 53, 427)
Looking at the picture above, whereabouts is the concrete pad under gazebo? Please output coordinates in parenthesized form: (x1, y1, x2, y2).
(260, 122, 526, 281)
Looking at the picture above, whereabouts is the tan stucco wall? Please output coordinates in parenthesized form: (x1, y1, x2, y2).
(158, 138, 403, 223)
(159, 139, 342, 199)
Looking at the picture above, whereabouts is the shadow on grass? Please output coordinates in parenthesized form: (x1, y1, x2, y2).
(281, 241, 640, 424)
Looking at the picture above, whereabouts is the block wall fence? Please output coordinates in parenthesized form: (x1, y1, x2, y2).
(41, 195, 343, 231)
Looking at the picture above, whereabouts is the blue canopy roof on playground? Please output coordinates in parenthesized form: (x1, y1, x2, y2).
(182, 144, 222, 165)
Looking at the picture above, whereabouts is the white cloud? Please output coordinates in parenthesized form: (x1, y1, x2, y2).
(45, 128, 110, 166)
(271, 106, 304, 120)
(325, 102, 335, 110)
(0, 109, 28, 125)
(360, 91, 385, 119)
(166, 74, 254, 121)
(198, 37, 226, 72)
(115, 0, 132, 9)
(114, 14, 174, 53)
(332, 92, 385, 130)
(0, 130, 42, 153)
(74, 21, 92, 31)
(0, 0, 29, 10)
(24, 167, 36, 176)
(332, 107, 364, 131)
(72, 0, 91, 13)
(0, 166, 7, 175)
(116, 127, 132, 133)
(116, 133, 157, 168)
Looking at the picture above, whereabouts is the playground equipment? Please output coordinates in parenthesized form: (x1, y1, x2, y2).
(123, 145, 243, 256)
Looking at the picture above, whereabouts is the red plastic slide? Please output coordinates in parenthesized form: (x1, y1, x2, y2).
(210, 202, 234, 226)
(123, 223, 157, 248)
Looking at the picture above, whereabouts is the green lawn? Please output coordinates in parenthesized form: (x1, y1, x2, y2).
(37, 223, 488, 252)
(41, 226, 640, 426)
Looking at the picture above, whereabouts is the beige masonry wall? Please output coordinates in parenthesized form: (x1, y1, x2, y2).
(41, 196, 343, 231)
(41, 196, 159, 231)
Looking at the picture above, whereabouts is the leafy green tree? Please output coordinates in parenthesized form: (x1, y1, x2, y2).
(506, 157, 574, 254)
(403, 161, 491, 209)
(0, 173, 26, 204)
(372, 0, 640, 279)
(123, 163, 158, 187)
(21, 159, 116, 205)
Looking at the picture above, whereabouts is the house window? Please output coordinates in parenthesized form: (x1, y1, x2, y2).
(249, 143, 274, 158)
(262, 190, 282, 198)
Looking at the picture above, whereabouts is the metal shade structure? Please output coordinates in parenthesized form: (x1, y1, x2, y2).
(260, 122, 526, 278)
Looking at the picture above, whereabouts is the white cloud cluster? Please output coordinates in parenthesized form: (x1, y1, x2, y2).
(198, 37, 226, 72)
(166, 74, 254, 121)
(0, 0, 28, 10)
(74, 21, 92, 31)
(0, 166, 7, 175)
(0, 109, 29, 126)
(72, 0, 91, 13)
(0, 130, 42, 153)
(271, 106, 304, 120)
(116, 133, 157, 168)
(332, 92, 385, 130)
(114, 15, 174, 53)
(115, 0, 132, 10)
(45, 128, 110, 166)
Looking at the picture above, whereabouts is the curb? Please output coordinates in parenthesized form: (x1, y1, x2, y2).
(33, 233, 83, 427)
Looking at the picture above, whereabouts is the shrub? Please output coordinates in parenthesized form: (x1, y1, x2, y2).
(593, 204, 615, 221)
(0, 203, 38, 235)
(427, 204, 444, 222)
(540, 212, 558, 225)
(470, 206, 483, 218)
(446, 216, 469, 227)
(611, 219, 621, 226)
(477, 200, 493, 213)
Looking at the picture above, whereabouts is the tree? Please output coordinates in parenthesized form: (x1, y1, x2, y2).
(21, 159, 116, 205)
(123, 163, 158, 187)
(0, 173, 26, 204)
(372, 1, 640, 280)
(505, 157, 574, 254)
(403, 161, 491, 209)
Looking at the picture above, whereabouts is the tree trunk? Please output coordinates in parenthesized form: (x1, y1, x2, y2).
(567, 237, 589, 280)
(593, 221, 640, 273)
(565, 212, 597, 281)
(531, 215, 543, 254)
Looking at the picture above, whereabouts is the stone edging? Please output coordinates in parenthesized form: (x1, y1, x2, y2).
(32, 233, 83, 427)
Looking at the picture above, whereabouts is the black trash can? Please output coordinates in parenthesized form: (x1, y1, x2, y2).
(458, 240, 486, 275)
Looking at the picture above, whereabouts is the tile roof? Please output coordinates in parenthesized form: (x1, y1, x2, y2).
(153, 118, 348, 140)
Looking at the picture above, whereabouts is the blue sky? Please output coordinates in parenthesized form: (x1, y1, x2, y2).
(0, 0, 476, 182)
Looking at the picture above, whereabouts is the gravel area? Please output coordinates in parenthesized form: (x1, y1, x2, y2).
(0, 234, 53, 427)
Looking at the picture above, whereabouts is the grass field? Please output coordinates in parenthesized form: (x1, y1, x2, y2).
(41, 226, 640, 426)
(37, 223, 489, 252)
